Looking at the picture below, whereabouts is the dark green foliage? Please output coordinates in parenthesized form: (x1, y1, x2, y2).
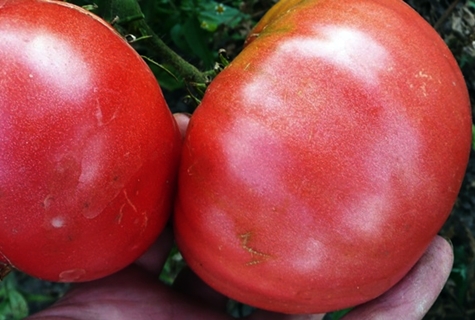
(0, 271, 69, 319)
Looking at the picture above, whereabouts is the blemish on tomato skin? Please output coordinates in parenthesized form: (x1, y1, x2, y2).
(42, 194, 54, 209)
(115, 203, 126, 224)
(415, 70, 431, 79)
(239, 231, 271, 266)
(51, 216, 65, 228)
(93, 100, 119, 127)
(58, 268, 86, 282)
(123, 190, 138, 213)
(142, 211, 148, 227)
(187, 164, 194, 176)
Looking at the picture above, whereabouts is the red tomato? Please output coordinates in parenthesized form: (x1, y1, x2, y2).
(0, 0, 181, 282)
(174, 0, 472, 314)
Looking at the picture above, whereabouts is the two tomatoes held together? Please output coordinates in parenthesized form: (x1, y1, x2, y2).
(0, 0, 471, 314)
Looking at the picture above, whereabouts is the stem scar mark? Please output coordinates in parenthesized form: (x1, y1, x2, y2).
(240, 232, 271, 266)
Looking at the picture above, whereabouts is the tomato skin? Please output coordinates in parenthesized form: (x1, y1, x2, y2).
(175, 0, 472, 314)
(0, 0, 181, 282)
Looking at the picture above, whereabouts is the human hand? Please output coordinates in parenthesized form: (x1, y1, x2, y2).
(27, 114, 454, 320)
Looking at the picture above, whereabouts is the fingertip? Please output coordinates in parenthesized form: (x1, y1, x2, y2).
(173, 113, 191, 138)
(434, 236, 454, 263)
(342, 235, 454, 320)
(424, 235, 454, 275)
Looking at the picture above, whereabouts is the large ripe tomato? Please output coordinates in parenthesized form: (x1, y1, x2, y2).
(0, 0, 181, 282)
(174, 0, 472, 314)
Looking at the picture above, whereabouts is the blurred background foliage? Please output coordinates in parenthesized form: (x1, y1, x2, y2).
(1, 0, 475, 319)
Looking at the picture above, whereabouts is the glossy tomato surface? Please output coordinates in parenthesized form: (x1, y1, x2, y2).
(174, 0, 472, 314)
(0, 0, 181, 282)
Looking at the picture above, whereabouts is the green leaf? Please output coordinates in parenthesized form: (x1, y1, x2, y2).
(198, 1, 247, 29)
(170, 23, 189, 53)
(147, 62, 185, 91)
(0, 274, 28, 320)
(159, 245, 186, 285)
(6, 290, 28, 319)
(182, 17, 215, 67)
(0, 299, 10, 320)
(328, 308, 353, 319)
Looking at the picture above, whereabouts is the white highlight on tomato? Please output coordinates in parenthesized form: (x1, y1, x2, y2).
(78, 134, 105, 186)
(0, 30, 91, 104)
(240, 24, 421, 243)
(280, 26, 389, 86)
(289, 237, 328, 274)
(78, 134, 111, 220)
(222, 118, 282, 197)
(243, 26, 390, 110)
(24, 34, 91, 102)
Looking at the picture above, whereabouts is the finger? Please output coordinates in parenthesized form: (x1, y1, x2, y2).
(134, 224, 174, 275)
(28, 265, 230, 320)
(173, 113, 191, 138)
(173, 266, 229, 313)
(341, 235, 453, 320)
(28, 266, 168, 320)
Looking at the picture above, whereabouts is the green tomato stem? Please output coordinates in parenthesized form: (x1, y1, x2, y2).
(103, 0, 209, 85)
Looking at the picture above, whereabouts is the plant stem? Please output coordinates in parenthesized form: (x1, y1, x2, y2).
(103, 0, 208, 85)
(434, 0, 461, 31)
(128, 20, 208, 84)
(0, 264, 12, 281)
